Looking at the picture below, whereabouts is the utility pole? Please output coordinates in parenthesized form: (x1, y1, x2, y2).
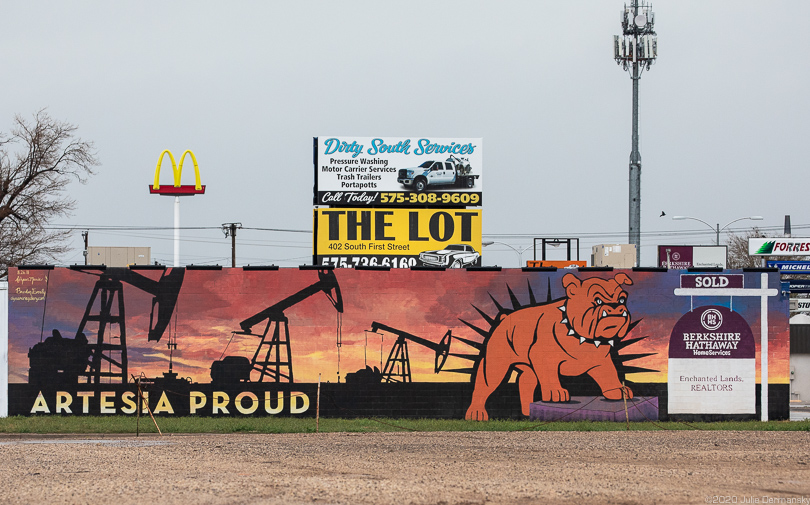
(82, 230, 89, 265)
(222, 223, 242, 267)
(615, 1, 657, 266)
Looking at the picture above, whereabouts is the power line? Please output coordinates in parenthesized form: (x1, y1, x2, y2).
(483, 224, 799, 240)
(49, 222, 802, 240)
(47, 224, 312, 233)
(50, 225, 800, 239)
(87, 230, 310, 249)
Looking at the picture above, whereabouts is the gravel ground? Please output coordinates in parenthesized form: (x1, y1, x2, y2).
(0, 430, 809, 504)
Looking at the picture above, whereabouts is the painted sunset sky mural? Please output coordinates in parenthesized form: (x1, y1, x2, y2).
(7, 267, 789, 386)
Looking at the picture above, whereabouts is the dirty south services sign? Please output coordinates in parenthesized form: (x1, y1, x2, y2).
(313, 137, 483, 207)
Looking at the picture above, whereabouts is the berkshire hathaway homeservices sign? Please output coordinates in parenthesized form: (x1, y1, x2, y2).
(657, 245, 727, 269)
(667, 305, 755, 414)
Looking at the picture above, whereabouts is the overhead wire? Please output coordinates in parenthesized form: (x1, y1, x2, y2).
(47, 222, 802, 244)
(484, 223, 799, 240)
(46, 225, 312, 233)
(43, 221, 805, 267)
(87, 230, 310, 249)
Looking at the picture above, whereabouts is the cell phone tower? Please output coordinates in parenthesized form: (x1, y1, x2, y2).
(615, 1, 657, 266)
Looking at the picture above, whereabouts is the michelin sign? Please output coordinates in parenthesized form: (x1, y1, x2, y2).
(313, 137, 483, 207)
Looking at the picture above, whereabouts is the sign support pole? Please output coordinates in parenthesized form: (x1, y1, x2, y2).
(174, 196, 180, 267)
(761, 273, 769, 421)
(149, 149, 206, 267)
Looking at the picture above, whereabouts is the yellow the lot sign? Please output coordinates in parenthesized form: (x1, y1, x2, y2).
(314, 208, 482, 268)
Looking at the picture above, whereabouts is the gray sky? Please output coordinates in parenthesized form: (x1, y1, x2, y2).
(2, 1, 808, 268)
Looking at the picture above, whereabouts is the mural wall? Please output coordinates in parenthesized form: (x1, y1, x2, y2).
(6, 266, 790, 419)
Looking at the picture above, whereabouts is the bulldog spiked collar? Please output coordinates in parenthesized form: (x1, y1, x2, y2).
(558, 304, 615, 348)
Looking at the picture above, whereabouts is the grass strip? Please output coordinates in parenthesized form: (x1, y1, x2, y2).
(0, 416, 809, 434)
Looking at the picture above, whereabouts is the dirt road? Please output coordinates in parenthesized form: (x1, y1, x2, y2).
(1, 431, 808, 504)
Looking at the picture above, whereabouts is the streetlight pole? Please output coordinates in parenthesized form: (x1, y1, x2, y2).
(615, 1, 657, 267)
(482, 241, 532, 268)
(672, 216, 764, 245)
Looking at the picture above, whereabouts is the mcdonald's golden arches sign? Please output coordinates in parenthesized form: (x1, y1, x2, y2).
(149, 150, 206, 195)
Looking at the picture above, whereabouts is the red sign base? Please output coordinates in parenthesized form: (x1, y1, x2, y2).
(149, 185, 206, 195)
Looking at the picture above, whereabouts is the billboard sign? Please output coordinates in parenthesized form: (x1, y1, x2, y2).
(657, 245, 727, 269)
(792, 299, 810, 312)
(787, 280, 810, 293)
(313, 137, 483, 207)
(766, 261, 810, 273)
(667, 305, 756, 414)
(314, 208, 482, 268)
(750, 238, 810, 256)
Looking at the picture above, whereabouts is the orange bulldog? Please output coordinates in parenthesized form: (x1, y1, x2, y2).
(466, 273, 634, 421)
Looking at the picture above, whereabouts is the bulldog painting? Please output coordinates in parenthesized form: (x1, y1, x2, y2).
(466, 273, 634, 421)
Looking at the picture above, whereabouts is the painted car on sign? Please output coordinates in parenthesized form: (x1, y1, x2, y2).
(419, 244, 481, 268)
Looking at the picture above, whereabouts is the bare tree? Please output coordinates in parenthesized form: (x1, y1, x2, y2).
(0, 110, 98, 277)
(725, 227, 771, 269)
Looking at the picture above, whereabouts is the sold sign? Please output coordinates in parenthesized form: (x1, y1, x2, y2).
(680, 274, 744, 289)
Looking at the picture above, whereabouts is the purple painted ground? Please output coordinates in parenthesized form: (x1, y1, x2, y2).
(529, 396, 659, 422)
